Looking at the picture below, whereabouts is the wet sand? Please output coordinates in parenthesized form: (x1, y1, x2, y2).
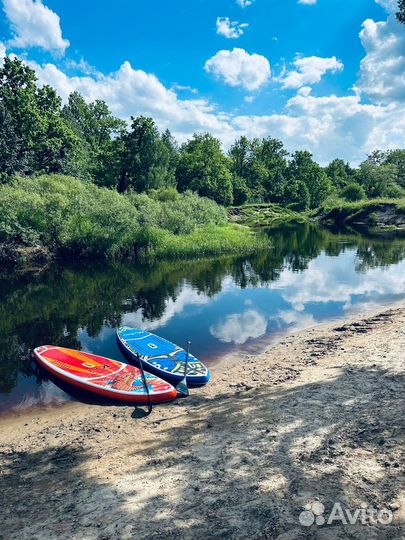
(1, 303, 404, 539)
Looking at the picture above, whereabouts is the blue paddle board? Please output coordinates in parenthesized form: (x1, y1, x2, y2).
(116, 327, 210, 386)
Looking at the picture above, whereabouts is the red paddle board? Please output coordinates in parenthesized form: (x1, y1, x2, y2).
(34, 346, 178, 404)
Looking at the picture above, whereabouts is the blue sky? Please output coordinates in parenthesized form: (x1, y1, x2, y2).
(0, 0, 404, 164)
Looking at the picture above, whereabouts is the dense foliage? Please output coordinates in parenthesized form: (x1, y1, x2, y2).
(1, 57, 404, 211)
(0, 175, 269, 263)
(340, 183, 366, 202)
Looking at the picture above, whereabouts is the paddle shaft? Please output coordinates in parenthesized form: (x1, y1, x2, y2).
(175, 341, 191, 397)
(137, 353, 152, 414)
(184, 341, 190, 378)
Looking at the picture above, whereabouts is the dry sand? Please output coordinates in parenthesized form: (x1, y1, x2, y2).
(0, 304, 404, 540)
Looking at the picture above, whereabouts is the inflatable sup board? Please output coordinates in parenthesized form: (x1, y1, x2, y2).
(117, 327, 210, 386)
(34, 346, 178, 404)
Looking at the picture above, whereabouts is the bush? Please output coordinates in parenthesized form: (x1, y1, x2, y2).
(148, 187, 179, 202)
(0, 175, 262, 265)
(127, 190, 227, 235)
(340, 183, 366, 202)
(382, 183, 405, 199)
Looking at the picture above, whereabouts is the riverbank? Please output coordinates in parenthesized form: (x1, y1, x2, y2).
(0, 175, 270, 267)
(1, 303, 404, 539)
(229, 199, 405, 230)
(315, 199, 405, 229)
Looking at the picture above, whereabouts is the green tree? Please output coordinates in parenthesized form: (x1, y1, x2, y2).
(118, 117, 176, 193)
(229, 136, 263, 200)
(0, 101, 22, 182)
(0, 57, 77, 179)
(283, 179, 310, 210)
(61, 91, 126, 182)
(326, 158, 351, 189)
(62, 92, 125, 149)
(358, 161, 399, 198)
(257, 137, 288, 202)
(384, 149, 405, 188)
(229, 136, 288, 203)
(366, 149, 388, 166)
(176, 133, 233, 205)
(288, 151, 333, 208)
(341, 182, 366, 201)
(228, 136, 251, 181)
(33, 85, 78, 174)
(161, 129, 179, 186)
(232, 176, 250, 206)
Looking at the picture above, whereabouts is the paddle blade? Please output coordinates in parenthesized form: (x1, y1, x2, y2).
(176, 379, 189, 397)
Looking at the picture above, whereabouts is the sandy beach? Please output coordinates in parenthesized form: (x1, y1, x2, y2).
(0, 303, 404, 540)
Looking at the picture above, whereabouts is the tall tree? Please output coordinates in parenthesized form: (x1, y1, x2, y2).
(229, 136, 252, 182)
(258, 137, 288, 202)
(61, 91, 126, 181)
(177, 133, 233, 205)
(229, 136, 288, 203)
(283, 179, 310, 210)
(384, 149, 405, 188)
(118, 116, 176, 193)
(326, 158, 351, 189)
(358, 161, 400, 198)
(0, 101, 22, 182)
(0, 57, 77, 179)
(288, 150, 333, 208)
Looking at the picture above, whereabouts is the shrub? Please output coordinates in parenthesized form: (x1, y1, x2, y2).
(382, 183, 405, 199)
(149, 187, 179, 202)
(0, 174, 262, 265)
(340, 183, 366, 202)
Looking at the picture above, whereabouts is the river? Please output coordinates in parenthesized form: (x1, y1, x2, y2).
(1, 223, 404, 415)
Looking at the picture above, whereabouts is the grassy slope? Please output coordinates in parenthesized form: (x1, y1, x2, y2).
(144, 223, 270, 260)
(315, 198, 405, 227)
(229, 203, 308, 227)
(230, 199, 405, 229)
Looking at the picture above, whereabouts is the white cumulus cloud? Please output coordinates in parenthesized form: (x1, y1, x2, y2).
(236, 0, 254, 7)
(298, 0, 317, 4)
(374, 0, 398, 12)
(27, 59, 237, 144)
(3, 0, 69, 55)
(0, 41, 6, 65)
(234, 91, 405, 165)
(216, 17, 248, 39)
(279, 55, 344, 89)
(210, 310, 268, 345)
(354, 14, 405, 105)
(205, 48, 271, 91)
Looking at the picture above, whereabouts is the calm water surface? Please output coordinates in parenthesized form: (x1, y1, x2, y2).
(1, 224, 404, 415)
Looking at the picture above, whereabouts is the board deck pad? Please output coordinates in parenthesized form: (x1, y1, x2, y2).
(117, 327, 210, 384)
(34, 346, 178, 403)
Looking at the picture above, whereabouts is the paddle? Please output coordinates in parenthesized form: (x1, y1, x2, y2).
(137, 353, 153, 415)
(176, 340, 191, 397)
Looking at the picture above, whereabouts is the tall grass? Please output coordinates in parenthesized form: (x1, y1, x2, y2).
(143, 224, 270, 259)
(0, 175, 268, 264)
